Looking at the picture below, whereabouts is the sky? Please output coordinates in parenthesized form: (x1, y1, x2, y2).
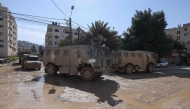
(0, 0, 190, 45)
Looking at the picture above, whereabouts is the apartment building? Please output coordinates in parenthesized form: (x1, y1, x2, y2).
(45, 23, 79, 48)
(0, 3, 17, 57)
(165, 23, 190, 53)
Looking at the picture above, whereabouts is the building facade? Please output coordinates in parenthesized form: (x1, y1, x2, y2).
(165, 23, 190, 53)
(45, 23, 79, 48)
(0, 3, 17, 57)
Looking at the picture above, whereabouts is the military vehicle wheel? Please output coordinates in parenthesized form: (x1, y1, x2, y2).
(80, 67, 95, 81)
(47, 64, 57, 76)
(125, 64, 133, 74)
(147, 65, 154, 73)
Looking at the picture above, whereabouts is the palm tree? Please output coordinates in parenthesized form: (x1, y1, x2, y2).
(87, 20, 121, 51)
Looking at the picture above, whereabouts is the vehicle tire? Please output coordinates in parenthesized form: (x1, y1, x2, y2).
(125, 64, 134, 74)
(24, 65, 27, 71)
(19, 60, 21, 64)
(47, 64, 57, 76)
(22, 64, 24, 69)
(80, 67, 95, 81)
(147, 65, 154, 73)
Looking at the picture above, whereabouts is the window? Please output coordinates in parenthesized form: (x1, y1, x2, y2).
(0, 44, 4, 47)
(137, 53, 142, 58)
(46, 50, 50, 56)
(177, 31, 178, 34)
(54, 50, 60, 55)
(184, 34, 187, 36)
(63, 50, 69, 55)
(0, 32, 3, 36)
(63, 36, 64, 37)
(131, 53, 135, 57)
(55, 42, 58, 45)
(151, 54, 157, 59)
(179, 31, 180, 34)
(74, 32, 78, 35)
(0, 40, 3, 42)
(184, 28, 187, 31)
(0, 25, 3, 28)
(0, 18, 3, 21)
(54, 36, 59, 38)
(124, 52, 128, 57)
(55, 29, 59, 32)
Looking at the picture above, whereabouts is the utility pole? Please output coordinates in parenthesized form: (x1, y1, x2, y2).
(69, 18, 72, 45)
(69, 6, 74, 46)
(78, 27, 80, 45)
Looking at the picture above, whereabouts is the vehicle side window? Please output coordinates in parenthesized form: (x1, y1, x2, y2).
(46, 50, 50, 56)
(54, 50, 60, 56)
(124, 52, 128, 58)
(137, 53, 142, 58)
(131, 53, 135, 57)
(63, 50, 69, 55)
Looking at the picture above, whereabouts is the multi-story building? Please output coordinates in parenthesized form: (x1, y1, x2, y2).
(45, 23, 79, 48)
(165, 23, 190, 53)
(0, 3, 17, 57)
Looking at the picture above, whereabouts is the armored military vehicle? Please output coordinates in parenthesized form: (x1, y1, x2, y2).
(22, 55, 42, 70)
(19, 51, 29, 64)
(43, 35, 110, 81)
(110, 50, 158, 74)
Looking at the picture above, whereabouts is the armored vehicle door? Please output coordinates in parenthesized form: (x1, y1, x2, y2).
(141, 52, 148, 70)
(69, 46, 78, 74)
(60, 48, 70, 74)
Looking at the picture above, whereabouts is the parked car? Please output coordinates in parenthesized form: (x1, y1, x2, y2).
(156, 60, 168, 68)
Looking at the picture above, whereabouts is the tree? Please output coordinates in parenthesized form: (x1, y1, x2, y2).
(58, 36, 70, 47)
(173, 40, 186, 51)
(87, 20, 121, 51)
(122, 8, 174, 59)
(39, 45, 43, 53)
(31, 45, 36, 54)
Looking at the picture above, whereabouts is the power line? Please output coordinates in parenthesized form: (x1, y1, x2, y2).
(0, 10, 64, 20)
(51, 0, 69, 18)
(0, 13, 67, 25)
(72, 21, 89, 30)
(0, 10, 89, 30)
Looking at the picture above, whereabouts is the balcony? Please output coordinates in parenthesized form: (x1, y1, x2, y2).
(45, 34, 52, 41)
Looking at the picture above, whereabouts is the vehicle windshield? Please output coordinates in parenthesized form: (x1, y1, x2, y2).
(27, 57, 38, 61)
(157, 61, 162, 63)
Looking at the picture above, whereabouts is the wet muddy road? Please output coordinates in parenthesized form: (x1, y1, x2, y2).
(0, 63, 190, 109)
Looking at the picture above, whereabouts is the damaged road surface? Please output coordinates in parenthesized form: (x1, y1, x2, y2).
(0, 63, 190, 109)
